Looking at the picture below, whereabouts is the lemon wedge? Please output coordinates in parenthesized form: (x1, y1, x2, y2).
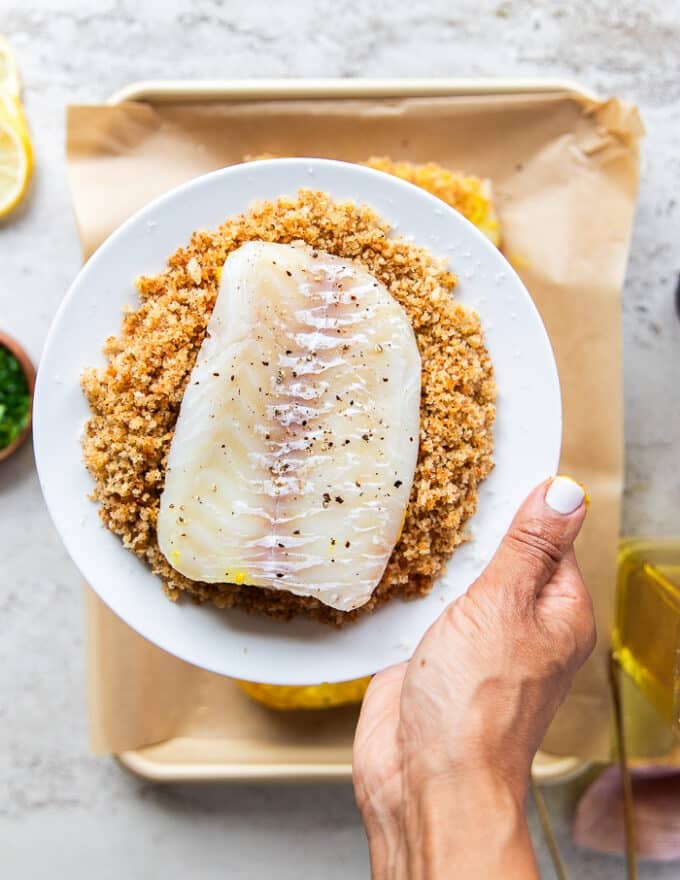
(0, 34, 21, 98)
(236, 677, 371, 710)
(0, 95, 32, 217)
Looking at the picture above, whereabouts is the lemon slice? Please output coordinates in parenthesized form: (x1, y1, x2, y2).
(0, 98, 32, 217)
(236, 677, 371, 710)
(0, 92, 29, 137)
(0, 34, 21, 98)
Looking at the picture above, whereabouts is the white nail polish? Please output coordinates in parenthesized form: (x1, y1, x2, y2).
(545, 476, 585, 515)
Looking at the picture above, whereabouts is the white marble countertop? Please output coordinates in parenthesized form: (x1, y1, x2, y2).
(2, 1, 679, 877)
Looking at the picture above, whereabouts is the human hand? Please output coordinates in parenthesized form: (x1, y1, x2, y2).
(353, 477, 595, 879)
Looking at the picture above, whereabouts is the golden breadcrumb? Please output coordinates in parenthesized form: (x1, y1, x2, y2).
(245, 155, 501, 246)
(81, 190, 495, 625)
(235, 677, 371, 710)
(364, 157, 500, 245)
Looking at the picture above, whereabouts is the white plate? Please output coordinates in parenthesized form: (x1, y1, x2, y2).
(34, 158, 561, 685)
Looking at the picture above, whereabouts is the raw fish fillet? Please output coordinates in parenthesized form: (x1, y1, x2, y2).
(157, 241, 421, 611)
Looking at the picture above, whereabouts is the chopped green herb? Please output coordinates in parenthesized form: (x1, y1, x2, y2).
(0, 346, 31, 450)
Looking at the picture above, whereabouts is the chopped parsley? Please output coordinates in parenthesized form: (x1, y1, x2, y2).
(0, 345, 31, 450)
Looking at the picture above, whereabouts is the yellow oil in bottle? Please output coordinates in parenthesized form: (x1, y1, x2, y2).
(614, 539, 680, 734)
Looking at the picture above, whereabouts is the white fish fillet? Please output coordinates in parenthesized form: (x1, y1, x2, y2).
(157, 241, 421, 611)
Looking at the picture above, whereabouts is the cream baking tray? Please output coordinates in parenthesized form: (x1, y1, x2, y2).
(96, 77, 602, 784)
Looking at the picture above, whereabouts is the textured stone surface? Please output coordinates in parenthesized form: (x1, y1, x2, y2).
(1, 1, 679, 877)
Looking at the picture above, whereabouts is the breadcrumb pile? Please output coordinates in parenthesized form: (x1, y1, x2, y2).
(364, 157, 500, 246)
(246, 155, 501, 246)
(82, 190, 495, 625)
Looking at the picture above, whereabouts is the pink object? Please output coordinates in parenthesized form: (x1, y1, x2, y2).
(573, 765, 680, 862)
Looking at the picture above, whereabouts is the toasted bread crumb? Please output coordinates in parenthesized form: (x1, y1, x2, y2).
(364, 157, 500, 246)
(81, 190, 495, 625)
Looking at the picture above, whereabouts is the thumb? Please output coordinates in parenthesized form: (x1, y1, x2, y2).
(479, 476, 587, 601)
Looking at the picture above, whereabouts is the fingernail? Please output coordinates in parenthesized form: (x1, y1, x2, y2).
(545, 476, 586, 515)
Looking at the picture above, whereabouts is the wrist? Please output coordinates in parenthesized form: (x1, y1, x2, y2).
(403, 762, 536, 880)
(407, 760, 527, 836)
(361, 803, 408, 880)
(405, 738, 531, 806)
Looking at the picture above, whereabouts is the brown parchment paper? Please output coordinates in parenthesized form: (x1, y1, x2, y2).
(66, 90, 643, 760)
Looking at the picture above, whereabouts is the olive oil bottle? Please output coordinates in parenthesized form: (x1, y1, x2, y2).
(614, 539, 680, 735)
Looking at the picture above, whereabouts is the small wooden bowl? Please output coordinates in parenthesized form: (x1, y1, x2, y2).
(0, 331, 36, 463)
